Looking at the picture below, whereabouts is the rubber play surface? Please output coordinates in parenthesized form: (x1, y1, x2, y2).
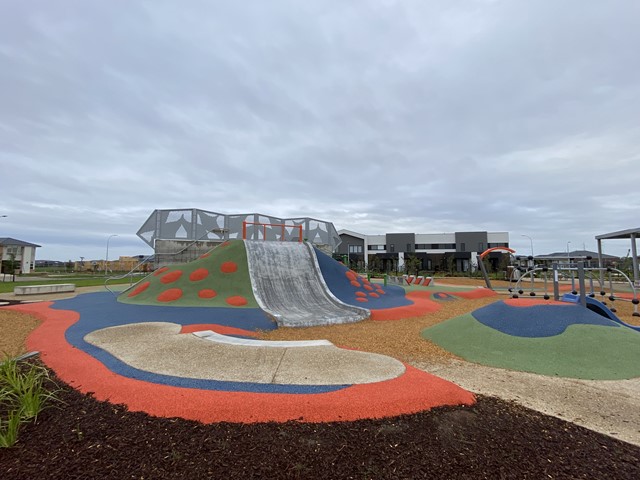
(422, 300, 640, 379)
(12, 289, 475, 423)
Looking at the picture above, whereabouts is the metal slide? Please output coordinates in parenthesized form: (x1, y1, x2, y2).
(244, 240, 370, 327)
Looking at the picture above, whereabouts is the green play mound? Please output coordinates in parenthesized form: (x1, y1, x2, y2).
(422, 314, 640, 380)
(119, 240, 258, 308)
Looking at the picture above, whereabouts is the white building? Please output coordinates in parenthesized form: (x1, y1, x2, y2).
(0, 237, 41, 274)
(336, 230, 510, 273)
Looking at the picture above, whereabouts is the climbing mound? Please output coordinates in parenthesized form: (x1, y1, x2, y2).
(422, 301, 640, 379)
(119, 240, 257, 308)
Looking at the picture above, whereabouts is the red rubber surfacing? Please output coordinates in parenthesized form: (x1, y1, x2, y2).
(13, 302, 475, 424)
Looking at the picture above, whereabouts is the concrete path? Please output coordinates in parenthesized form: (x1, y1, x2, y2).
(85, 322, 406, 385)
(414, 359, 640, 447)
(245, 240, 369, 327)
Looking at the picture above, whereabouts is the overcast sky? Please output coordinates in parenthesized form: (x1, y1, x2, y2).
(1, 0, 639, 261)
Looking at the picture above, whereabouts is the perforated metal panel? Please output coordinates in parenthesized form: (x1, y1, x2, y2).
(137, 209, 341, 251)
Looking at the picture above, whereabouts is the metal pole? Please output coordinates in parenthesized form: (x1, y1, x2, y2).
(566, 241, 571, 264)
(597, 238, 604, 287)
(521, 234, 534, 257)
(631, 233, 639, 287)
(105, 234, 118, 276)
(553, 263, 560, 301)
(577, 262, 586, 307)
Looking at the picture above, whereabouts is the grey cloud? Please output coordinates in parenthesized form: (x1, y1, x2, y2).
(1, 0, 639, 260)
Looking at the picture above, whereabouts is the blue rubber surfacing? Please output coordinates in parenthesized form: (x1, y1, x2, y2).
(51, 292, 347, 394)
(471, 301, 621, 338)
(313, 248, 412, 309)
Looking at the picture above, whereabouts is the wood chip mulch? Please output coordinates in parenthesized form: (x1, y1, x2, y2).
(1, 373, 638, 479)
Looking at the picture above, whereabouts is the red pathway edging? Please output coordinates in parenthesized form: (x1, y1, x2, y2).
(12, 302, 475, 423)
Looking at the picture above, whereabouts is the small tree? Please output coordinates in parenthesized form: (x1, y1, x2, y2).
(367, 254, 382, 274)
(404, 255, 422, 276)
(1, 254, 18, 281)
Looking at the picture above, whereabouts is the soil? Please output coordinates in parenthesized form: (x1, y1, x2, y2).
(1, 372, 639, 480)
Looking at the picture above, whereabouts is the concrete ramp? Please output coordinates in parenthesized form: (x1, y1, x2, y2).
(244, 240, 370, 327)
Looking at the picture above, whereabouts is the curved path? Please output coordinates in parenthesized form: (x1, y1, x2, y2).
(245, 240, 369, 327)
(85, 322, 406, 385)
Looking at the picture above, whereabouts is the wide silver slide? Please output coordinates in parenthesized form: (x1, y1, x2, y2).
(244, 240, 370, 327)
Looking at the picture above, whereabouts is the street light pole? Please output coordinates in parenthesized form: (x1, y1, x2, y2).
(346, 243, 350, 268)
(521, 234, 534, 257)
(566, 241, 571, 264)
(105, 234, 118, 276)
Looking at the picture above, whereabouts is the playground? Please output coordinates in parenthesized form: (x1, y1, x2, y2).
(1, 239, 639, 478)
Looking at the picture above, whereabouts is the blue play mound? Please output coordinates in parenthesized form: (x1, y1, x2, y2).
(471, 301, 621, 338)
(314, 248, 412, 309)
(561, 293, 640, 332)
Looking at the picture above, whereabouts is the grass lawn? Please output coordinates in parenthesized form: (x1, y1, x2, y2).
(0, 276, 136, 294)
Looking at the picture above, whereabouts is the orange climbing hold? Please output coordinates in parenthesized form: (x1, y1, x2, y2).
(363, 284, 374, 291)
(355, 291, 367, 297)
(160, 270, 183, 284)
(226, 295, 247, 306)
(127, 281, 150, 297)
(157, 288, 183, 302)
(369, 292, 380, 298)
(198, 289, 217, 299)
(220, 261, 238, 274)
(190, 268, 209, 282)
(350, 281, 361, 287)
(356, 297, 368, 302)
(153, 266, 169, 277)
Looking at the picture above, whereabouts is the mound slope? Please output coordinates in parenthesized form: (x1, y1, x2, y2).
(119, 240, 257, 308)
(422, 301, 640, 379)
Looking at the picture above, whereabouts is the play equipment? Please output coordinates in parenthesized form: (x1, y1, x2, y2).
(242, 221, 303, 242)
(478, 247, 516, 289)
(510, 260, 639, 318)
(244, 240, 369, 327)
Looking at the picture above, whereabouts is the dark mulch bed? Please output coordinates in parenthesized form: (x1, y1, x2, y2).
(1, 374, 639, 480)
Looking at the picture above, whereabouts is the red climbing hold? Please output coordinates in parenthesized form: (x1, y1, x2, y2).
(220, 261, 238, 274)
(190, 268, 209, 282)
(128, 281, 150, 297)
(160, 270, 183, 284)
(226, 295, 247, 306)
(157, 288, 183, 302)
(153, 266, 169, 277)
(198, 289, 217, 299)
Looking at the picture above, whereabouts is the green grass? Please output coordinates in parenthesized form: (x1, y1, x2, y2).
(0, 276, 136, 294)
(0, 356, 60, 447)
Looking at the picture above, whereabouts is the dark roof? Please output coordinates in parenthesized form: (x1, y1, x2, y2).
(0, 237, 42, 248)
(535, 250, 618, 260)
(595, 227, 640, 240)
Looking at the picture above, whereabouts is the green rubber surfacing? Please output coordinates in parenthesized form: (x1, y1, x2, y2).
(119, 240, 259, 308)
(422, 314, 640, 380)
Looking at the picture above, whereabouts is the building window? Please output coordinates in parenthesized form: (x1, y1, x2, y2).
(348, 245, 363, 254)
(390, 244, 395, 253)
(460, 243, 466, 252)
(368, 245, 385, 251)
